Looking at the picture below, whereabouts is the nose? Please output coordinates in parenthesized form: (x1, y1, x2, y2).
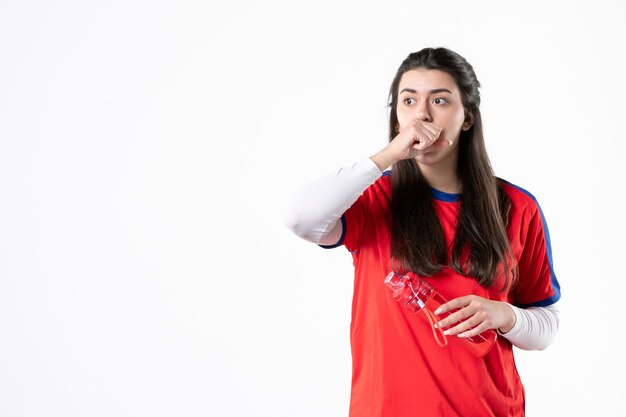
(415, 100, 432, 122)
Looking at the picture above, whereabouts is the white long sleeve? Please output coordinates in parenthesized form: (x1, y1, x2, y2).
(499, 302, 560, 350)
(283, 157, 382, 246)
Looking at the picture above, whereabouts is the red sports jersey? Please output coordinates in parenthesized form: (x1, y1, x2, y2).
(321, 172, 560, 417)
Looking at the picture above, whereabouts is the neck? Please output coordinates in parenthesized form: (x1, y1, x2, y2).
(416, 155, 460, 194)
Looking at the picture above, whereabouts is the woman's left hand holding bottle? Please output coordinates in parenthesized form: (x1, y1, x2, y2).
(433, 295, 517, 338)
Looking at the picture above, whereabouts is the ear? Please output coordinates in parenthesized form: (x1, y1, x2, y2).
(462, 112, 474, 131)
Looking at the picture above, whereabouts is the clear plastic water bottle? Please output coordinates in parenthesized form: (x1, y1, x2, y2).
(384, 271, 497, 357)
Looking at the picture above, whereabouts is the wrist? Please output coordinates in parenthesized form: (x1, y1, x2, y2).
(497, 303, 517, 334)
(370, 146, 399, 172)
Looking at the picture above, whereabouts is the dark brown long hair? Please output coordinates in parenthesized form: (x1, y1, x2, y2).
(388, 47, 517, 289)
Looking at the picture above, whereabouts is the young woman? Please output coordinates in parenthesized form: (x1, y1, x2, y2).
(284, 47, 560, 417)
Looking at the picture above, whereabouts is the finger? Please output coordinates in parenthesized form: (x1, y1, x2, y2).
(436, 307, 475, 330)
(441, 313, 493, 337)
(418, 126, 441, 146)
(431, 137, 454, 147)
(458, 322, 491, 339)
(434, 296, 474, 315)
(410, 136, 433, 151)
(410, 131, 433, 147)
(406, 123, 438, 145)
(441, 320, 475, 337)
(417, 121, 442, 138)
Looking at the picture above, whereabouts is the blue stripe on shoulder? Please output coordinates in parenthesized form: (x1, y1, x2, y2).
(382, 170, 391, 177)
(517, 294, 561, 308)
(318, 215, 347, 249)
(498, 178, 562, 307)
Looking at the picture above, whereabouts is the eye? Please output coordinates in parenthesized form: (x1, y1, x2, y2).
(402, 97, 415, 105)
(433, 97, 448, 105)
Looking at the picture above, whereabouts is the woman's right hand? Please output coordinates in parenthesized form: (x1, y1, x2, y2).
(370, 119, 449, 171)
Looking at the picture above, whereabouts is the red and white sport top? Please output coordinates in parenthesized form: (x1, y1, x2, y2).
(322, 172, 560, 417)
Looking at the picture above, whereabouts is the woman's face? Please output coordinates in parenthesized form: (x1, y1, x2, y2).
(396, 68, 471, 166)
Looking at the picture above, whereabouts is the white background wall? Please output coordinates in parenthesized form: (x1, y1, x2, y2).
(1, 1, 624, 416)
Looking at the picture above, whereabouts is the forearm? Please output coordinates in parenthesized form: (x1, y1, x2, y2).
(370, 146, 400, 172)
(283, 157, 382, 244)
(498, 302, 560, 350)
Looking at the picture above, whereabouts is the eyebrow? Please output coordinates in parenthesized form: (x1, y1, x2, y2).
(399, 88, 453, 95)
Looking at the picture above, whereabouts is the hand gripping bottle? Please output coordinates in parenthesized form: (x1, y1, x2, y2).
(384, 271, 497, 357)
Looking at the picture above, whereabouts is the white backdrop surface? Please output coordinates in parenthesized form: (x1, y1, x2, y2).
(1, 1, 625, 416)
